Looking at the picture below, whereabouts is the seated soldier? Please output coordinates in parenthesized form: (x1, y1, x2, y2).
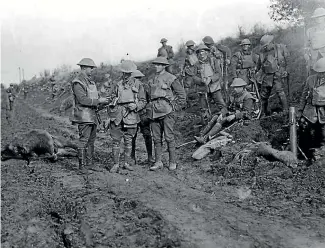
(194, 78, 255, 144)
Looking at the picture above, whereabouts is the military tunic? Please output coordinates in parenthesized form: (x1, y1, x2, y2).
(306, 25, 325, 73)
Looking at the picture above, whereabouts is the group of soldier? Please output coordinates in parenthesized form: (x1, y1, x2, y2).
(5, 8, 324, 173)
(70, 7, 325, 174)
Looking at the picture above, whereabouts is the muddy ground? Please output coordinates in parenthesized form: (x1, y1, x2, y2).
(1, 88, 325, 248)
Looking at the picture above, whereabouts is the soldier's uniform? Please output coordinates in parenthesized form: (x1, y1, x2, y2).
(195, 78, 254, 144)
(192, 44, 228, 123)
(23, 87, 28, 99)
(230, 39, 258, 85)
(130, 70, 154, 164)
(147, 57, 186, 171)
(305, 8, 325, 75)
(257, 34, 289, 115)
(70, 58, 102, 171)
(157, 38, 175, 73)
(108, 61, 146, 172)
(298, 58, 325, 154)
(6, 85, 16, 111)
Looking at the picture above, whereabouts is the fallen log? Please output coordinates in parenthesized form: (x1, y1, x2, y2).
(255, 142, 298, 168)
(192, 136, 232, 160)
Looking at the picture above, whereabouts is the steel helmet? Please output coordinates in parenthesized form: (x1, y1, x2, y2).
(260, 34, 274, 46)
(202, 36, 214, 45)
(313, 57, 325, 72)
(196, 44, 210, 53)
(311, 7, 325, 18)
(230, 78, 247, 87)
(240, 39, 251, 46)
(160, 38, 168, 43)
(131, 70, 145, 78)
(119, 60, 137, 73)
(152, 57, 169, 65)
(185, 40, 195, 47)
(77, 58, 97, 68)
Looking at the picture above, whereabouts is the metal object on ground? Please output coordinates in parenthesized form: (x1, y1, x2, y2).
(289, 107, 297, 158)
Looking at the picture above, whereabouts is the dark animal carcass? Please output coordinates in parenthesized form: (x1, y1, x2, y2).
(1, 129, 78, 164)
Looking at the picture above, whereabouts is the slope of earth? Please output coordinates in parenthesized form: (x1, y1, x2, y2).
(1, 90, 325, 248)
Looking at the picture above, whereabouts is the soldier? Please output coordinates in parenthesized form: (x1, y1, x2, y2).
(192, 44, 228, 124)
(108, 61, 146, 173)
(23, 86, 29, 99)
(147, 57, 186, 171)
(183, 40, 198, 106)
(157, 38, 175, 73)
(297, 57, 325, 156)
(230, 39, 259, 86)
(6, 83, 16, 111)
(257, 34, 289, 116)
(70, 58, 109, 173)
(202, 36, 231, 66)
(130, 69, 154, 165)
(195, 78, 255, 144)
(305, 8, 325, 76)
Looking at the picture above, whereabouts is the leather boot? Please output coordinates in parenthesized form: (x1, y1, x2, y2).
(144, 136, 154, 163)
(131, 132, 137, 162)
(123, 145, 134, 171)
(110, 147, 120, 173)
(77, 148, 87, 174)
(150, 142, 163, 171)
(167, 141, 177, 171)
(195, 123, 223, 144)
(279, 93, 288, 113)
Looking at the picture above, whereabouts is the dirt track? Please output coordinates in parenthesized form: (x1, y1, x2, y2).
(2, 91, 325, 248)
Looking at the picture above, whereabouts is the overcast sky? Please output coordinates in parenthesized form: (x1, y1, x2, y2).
(1, 0, 274, 86)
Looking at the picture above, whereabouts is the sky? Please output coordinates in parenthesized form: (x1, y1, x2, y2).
(1, 0, 275, 86)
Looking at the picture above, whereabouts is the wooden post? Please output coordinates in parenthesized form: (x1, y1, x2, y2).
(289, 107, 297, 157)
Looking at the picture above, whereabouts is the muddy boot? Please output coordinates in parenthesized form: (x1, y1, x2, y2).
(206, 123, 223, 139)
(144, 136, 154, 164)
(194, 135, 208, 144)
(279, 93, 288, 113)
(167, 142, 177, 171)
(110, 147, 120, 173)
(131, 133, 137, 163)
(77, 148, 87, 174)
(150, 142, 163, 171)
(123, 145, 134, 171)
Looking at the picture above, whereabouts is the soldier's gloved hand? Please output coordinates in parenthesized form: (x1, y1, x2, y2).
(128, 103, 137, 111)
(225, 59, 231, 65)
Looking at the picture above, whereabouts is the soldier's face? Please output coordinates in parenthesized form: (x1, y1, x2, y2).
(84, 67, 94, 76)
(198, 50, 208, 60)
(234, 86, 244, 94)
(154, 64, 165, 73)
(318, 72, 325, 79)
(161, 41, 167, 46)
(242, 44, 250, 51)
(187, 46, 194, 54)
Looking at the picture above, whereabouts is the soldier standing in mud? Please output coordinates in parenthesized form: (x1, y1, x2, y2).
(6, 83, 16, 111)
(183, 40, 198, 108)
(108, 60, 146, 173)
(192, 44, 228, 124)
(147, 57, 186, 171)
(130, 69, 154, 165)
(195, 78, 255, 144)
(23, 86, 28, 100)
(157, 38, 175, 73)
(230, 39, 259, 87)
(297, 57, 325, 157)
(257, 34, 289, 116)
(305, 8, 325, 76)
(70, 58, 109, 173)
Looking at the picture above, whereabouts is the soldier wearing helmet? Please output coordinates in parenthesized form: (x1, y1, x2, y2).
(297, 57, 325, 156)
(108, 60, 147, 173)
(192, 44, 228, 124)
(157, 38, 175, 73)
(183, 40, 198, 105)
(202, 36, 231, 65)
(305, 8, 325, 75)
(130, 69, 154, 166)
(70, 58, 109, 173)
(147, 57, 186, 171)
(257, 34, 289, 116)
(6, 83, 16, 111)
(194, 78, 255, 144)
(230, 39, 259, 86)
